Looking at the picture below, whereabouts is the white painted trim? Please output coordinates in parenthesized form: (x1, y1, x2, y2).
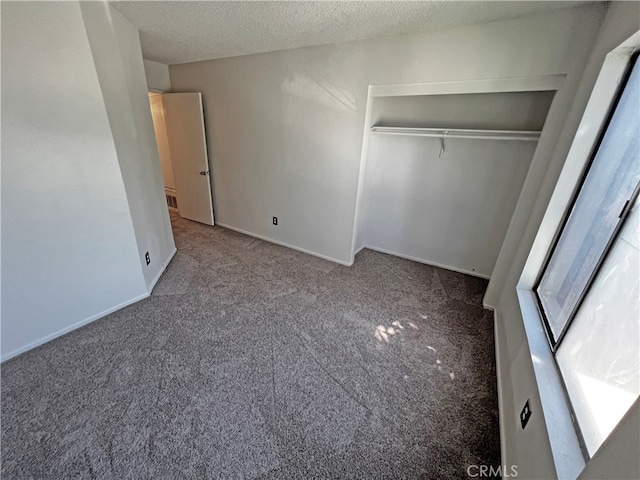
(354, 244, 366, 256)
(520, 49, 637, 288)
(349, 85, 374, 264)
(1, 292, 149, 362)
(370, 74, 565, 98)
(362, 245, 490, 279)
(216, 222, 353, 267)
(148, 247, 177, 293)
(517, 288, 585, 479)
(514, 32, 640, 480)
(494, 314, 508, 470)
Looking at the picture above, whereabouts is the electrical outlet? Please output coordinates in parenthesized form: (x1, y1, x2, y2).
(145, 252, 150, 265)
(272, 217, 278, 226)
(520, 400, 532, 429)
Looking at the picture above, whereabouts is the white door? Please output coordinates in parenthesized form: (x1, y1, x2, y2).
(162, 92, 215, 226)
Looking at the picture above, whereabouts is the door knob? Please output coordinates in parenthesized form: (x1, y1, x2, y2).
(199, 171, 209, 176)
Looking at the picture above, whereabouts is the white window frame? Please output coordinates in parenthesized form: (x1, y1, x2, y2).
(517, 31, 640, 479)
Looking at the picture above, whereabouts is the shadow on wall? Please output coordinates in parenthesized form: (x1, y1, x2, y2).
(281, 72, 357, 113)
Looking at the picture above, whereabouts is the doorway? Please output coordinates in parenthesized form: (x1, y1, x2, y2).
(148, 91, 215, 226)
(148, 92, 178, 213)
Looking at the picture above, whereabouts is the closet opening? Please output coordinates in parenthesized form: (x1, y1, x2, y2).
(352, 76, 564, 278)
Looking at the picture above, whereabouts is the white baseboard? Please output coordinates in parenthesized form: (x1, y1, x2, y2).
(494, 313, 508, 470)
(215, 222, 353, 267)
(148, 247, 177, 293)
(362, 245, 490, 279)
(354, 244, 366, 256)
(1, 292, 149, 363)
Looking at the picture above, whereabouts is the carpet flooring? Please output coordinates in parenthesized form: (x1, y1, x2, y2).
(2, 211, 500, 479)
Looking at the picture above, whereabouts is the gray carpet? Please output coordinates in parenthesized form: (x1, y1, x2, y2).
(1, 211, 501, 479)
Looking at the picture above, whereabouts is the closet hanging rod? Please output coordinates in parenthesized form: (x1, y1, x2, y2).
(370, 126, 541, 142)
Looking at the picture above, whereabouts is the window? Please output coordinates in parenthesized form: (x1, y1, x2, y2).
(535, 54, 640, 457)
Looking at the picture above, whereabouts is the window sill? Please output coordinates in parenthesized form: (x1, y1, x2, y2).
(517, 287, 585, 479)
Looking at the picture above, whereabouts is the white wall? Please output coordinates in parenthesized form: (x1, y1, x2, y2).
(485, 2, 640, 479)
(143, 59, 171, 92)
(360, 91, 554, 278)
(170, 5, 606, 266)
(81, 2, 176, 291)
(579, 399, 639, 480)
(362, 135, 537, 277)
(149, 93, 176, 190)
(1, 2, 147, 359)
(2, 1, 176, 361)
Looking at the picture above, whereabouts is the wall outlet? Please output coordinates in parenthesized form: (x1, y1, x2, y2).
(520, 399, 532, 429)
(272, 216, 278, 226)
(145, 252, 150, 265)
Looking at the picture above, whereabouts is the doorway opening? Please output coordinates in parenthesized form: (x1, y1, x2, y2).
(148, 92, 178, 215)
(148, 91, 215, 226)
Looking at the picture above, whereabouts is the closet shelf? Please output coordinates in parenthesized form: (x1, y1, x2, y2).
(370, 126, 541, 142)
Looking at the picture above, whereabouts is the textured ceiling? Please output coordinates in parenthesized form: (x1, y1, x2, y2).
(110, 1, 597, 65)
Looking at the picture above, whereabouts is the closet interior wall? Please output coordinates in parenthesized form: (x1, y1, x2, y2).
(358, 90, 555, 278)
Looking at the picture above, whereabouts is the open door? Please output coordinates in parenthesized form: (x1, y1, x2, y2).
(162, 92, 215, 226)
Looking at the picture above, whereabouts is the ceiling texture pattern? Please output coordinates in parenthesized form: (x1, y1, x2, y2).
(110, 1, 596, 65)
